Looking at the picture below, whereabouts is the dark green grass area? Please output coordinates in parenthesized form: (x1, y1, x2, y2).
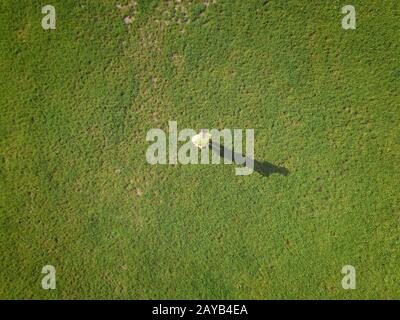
(0, 0, 399, 299)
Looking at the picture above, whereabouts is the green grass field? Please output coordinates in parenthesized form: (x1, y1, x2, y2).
(1, 0, 399, 299)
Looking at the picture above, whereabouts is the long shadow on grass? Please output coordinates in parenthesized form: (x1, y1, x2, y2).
(210, 142, 289, 177)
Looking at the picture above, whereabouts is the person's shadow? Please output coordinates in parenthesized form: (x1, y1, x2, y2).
(210, 142, 289, 177)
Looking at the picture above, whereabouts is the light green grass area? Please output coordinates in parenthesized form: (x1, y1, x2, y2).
(0, 0, 399, 299)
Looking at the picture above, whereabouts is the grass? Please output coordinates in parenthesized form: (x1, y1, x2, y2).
(0, 0, 399, 299)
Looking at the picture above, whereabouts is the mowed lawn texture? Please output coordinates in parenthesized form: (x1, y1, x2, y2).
(0, 0, 399, 299)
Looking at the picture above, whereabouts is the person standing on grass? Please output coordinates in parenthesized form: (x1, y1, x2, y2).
(191, 129, 212, 149)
